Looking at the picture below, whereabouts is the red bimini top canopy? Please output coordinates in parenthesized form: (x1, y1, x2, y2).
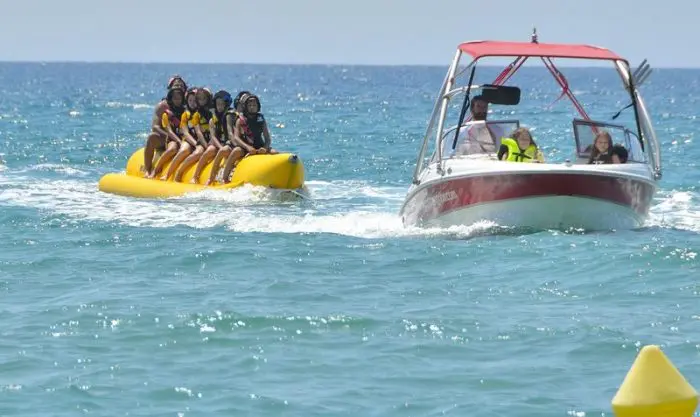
(458, 40, 627, 63)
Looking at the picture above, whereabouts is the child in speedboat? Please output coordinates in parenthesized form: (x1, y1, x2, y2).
(588, 131, 623, 164)
(161, 87, 201, 180)
(220, 94, 277, 183)
(176, 87, 213, 182)
(497, 127, 545, 163)
(611, 143, 628, 163)
(149, 87, 187, 179)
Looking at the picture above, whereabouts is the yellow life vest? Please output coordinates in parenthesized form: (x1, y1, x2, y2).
(182, 110, 196, 134)
(189, 111, 210, 132)
(501, 137, 542, 163)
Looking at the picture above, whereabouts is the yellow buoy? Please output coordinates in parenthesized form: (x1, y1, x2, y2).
(611, 345, 698, 417)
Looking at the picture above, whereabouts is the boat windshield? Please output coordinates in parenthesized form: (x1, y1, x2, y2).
(439, 120, 520, 159)
(411, 45, 662, 185)
(573, 119, 646, 164)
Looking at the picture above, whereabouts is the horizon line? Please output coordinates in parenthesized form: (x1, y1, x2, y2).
(0, 59, 698, 70)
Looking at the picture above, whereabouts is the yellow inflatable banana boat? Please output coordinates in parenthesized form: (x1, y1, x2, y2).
(98, 147, 305, 198)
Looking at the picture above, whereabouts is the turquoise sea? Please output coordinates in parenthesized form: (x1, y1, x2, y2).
(0, 62, 699, 417)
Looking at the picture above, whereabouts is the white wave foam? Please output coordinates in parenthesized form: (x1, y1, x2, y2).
(2, 168, 697, 239)
(22, 164, 90, 177)
(0, 172, 496, 239)
(647, 190, 700, 233)
(304, 180, 407, 202)
(105, 102, 152, 110)
(212, 203, 497, 239)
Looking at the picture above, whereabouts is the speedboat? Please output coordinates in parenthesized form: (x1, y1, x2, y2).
(399, 29, 662, 231)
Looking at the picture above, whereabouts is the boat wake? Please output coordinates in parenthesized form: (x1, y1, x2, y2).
(647, 190, 700, 233)
(0, 166, 498, 239)
(0, 164, 698, 239)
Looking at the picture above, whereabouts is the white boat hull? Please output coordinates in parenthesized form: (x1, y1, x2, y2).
(400, 159, 656, 231)
(418, 195, 645, 230)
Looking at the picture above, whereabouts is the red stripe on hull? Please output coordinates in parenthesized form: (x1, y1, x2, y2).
(401, 173, 655, 225)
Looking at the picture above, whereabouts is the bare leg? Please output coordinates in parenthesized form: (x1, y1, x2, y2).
(162, 143, 192, 180)
(222, 147, 245, 184)
(152, 141, 178, 179)
(175, 146, 204, 182)
(205, 146, 231, 186)
(191, 145, 218, 184)
(144, 133, 165, 177)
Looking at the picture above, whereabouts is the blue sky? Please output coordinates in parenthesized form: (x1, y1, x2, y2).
(1, 0, 695, 67)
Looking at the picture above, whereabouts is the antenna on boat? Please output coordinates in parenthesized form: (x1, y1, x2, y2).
(611, 58, 653, 120)
(632, 59, 652, 87)
(531, 27, 538, 44)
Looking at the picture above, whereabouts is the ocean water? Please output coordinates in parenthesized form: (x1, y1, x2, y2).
(0, 62, 699, 417)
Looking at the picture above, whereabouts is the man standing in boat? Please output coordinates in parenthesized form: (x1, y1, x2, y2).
(451, 95, 505, 156)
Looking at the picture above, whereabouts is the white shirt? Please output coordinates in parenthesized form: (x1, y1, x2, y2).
(445, 121, 505, 157)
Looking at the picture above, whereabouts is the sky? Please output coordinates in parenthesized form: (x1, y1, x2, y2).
(0, 0, 696, 67)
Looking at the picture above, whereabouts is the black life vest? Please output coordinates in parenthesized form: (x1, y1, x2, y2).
(590, 151, 613, 164)
(239, 113, 266, 149)
(164, 106, 185, 134)
(213, 109, 239, 142)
